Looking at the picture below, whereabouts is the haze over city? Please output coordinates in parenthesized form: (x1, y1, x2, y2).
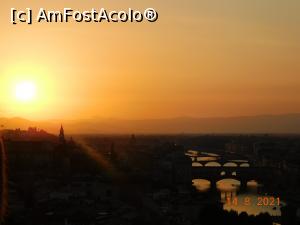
(0, 0, 300, 132)
(1, 1, 300, 225)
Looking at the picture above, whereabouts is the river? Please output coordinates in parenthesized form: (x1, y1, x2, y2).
(188, 151, 284, 216)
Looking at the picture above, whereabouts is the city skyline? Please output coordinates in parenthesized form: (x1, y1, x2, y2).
(1, 2, 299, 224)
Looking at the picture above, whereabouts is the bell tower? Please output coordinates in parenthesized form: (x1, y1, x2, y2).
(59, 125, 66, 144)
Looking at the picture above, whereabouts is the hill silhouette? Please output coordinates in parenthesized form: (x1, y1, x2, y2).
(1, 114, 300, 134)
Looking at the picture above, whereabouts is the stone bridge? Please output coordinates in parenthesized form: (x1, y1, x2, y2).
(192, 166, 275, 190)
(191, 154, 252, 167)
(192, 160, 251, 167)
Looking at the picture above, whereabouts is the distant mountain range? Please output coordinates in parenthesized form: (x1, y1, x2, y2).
(1, 113, 300, 134)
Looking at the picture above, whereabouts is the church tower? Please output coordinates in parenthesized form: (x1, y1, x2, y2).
(59, 125, 66, 144)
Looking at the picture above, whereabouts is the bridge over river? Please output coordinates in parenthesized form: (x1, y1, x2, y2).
(188, 151, 277, 190)
(192, 165, 276, 190)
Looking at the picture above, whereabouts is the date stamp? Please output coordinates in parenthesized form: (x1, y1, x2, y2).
(226, 196, 280, 207)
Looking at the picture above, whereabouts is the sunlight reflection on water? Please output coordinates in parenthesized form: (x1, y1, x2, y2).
(190, 150, 284, 216)
(193, 178, 284, 216)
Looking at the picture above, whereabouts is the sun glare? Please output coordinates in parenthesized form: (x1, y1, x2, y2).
(15, 81, 37, 102)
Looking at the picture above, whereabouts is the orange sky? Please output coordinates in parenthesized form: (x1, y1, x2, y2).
(0, 0, 300, 120)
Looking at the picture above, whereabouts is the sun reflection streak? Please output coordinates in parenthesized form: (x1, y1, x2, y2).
(74, 137, 120, 179)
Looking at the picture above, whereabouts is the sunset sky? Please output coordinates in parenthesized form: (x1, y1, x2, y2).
(0, 0, 300, 121)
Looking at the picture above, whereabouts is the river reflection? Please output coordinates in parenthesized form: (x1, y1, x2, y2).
(240, 163, 250, 167)
(205, 162, 221, 167)
(192, 179, 210, 192)
(197, 156, 217, 161)
(223, 162, 238, 167)
(185, 150, 198, 157)
(190, 150, 284, 216)
(193, 178, 283, 216)
(201, 152, 219, 157)
(192, 162, 203, 167)
(186, 150, 220, 159)
(217, 178, 240, 192)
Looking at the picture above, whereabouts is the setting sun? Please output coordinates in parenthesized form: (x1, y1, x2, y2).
(15, 81, 37, 102)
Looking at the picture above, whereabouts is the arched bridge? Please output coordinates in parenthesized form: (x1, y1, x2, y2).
(192, 166, 275, 189)
(192, 160, 251, 167)
(191, 154, 252, 167)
